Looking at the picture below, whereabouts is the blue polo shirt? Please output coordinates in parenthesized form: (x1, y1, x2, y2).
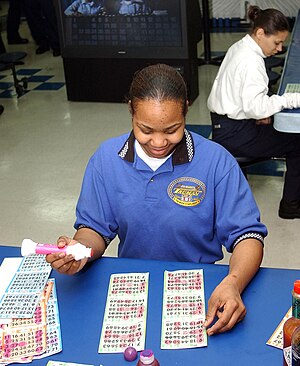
(75, 130, 267, 263)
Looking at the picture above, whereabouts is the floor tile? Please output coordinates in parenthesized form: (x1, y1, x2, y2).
(33, 82, 65, 91)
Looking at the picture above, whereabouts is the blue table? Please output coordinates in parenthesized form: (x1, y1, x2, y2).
(274, 9, 300, 133)
(0, 245, 299, 366)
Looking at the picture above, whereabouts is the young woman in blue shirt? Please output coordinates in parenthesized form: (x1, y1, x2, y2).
(46, 63, 267, 336)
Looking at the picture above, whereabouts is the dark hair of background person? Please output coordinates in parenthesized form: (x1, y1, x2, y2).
(127, 64, 188, 116)
(248, 5, 290, 35)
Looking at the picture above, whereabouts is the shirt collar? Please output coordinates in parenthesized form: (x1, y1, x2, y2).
(244, 34, 266, 58)
(118, 129, 195, 165)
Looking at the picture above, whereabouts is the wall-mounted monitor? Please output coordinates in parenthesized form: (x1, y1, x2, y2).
(55, 0, 201, 59)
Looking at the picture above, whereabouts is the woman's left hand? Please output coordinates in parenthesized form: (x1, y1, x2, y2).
(204, 277, 246, 335)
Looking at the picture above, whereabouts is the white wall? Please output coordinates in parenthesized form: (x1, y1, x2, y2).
(208, 0, 299, 19)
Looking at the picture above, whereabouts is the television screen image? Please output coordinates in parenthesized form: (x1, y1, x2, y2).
(56, 0, 187, 58)
(64, 0, 154, 16)
(56, 0, 201, 103)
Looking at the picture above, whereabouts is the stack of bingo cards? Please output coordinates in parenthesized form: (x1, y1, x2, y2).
(161, 269, 207, 349)
(98, 272, 149, 353)
(0, 255, 62, 364)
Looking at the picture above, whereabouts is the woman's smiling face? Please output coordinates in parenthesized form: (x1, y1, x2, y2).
(132, 99, 185, 159)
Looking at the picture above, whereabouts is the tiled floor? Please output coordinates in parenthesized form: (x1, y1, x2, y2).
(0, 68, 65, 98)
(0, 6, 299, 270)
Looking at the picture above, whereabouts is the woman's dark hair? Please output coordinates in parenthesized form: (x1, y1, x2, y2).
(127, 63, 188, 116)
(248, 5, 289, 35)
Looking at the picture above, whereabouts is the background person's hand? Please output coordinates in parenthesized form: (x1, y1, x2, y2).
(256, 117, 272, 125)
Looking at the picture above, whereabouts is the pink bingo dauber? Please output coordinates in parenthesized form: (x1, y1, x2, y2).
(21, 238, 93, 261)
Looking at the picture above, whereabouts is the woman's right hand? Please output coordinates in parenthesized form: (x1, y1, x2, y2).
(45, 236, 88, 275)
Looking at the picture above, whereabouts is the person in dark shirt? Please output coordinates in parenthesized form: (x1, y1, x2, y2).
(64, 0, 104, 16)
(25, 0, 61, 57)
(6, 0, 28, 44)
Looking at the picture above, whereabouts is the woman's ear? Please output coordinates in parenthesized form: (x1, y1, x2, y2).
(128, 100, 133, 115)
(256, 27, 265, 40)
(184, 100, 189, 116)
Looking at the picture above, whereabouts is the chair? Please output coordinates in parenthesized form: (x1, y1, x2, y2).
(267, 69, 281, 89)
(0, 51, 28, 97)
(236, 156, 286, 179)
(185, 124, 286, 179)
(264, 56, 285, 69)
(264, 55, 285, 91)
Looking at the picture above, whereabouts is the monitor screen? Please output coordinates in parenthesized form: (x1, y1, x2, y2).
(56, 0, 191, 59)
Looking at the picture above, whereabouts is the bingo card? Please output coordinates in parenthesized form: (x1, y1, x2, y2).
(0, 278, 62, 364)
(284, 84, 300, 93)
(267, 307, 292, 349)
(161, 269, 207, 349)
(0, 254, 52, 319)
(98, 272, 149, 353)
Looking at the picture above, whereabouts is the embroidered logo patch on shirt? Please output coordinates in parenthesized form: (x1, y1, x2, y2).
(167, 177, 206, 207)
